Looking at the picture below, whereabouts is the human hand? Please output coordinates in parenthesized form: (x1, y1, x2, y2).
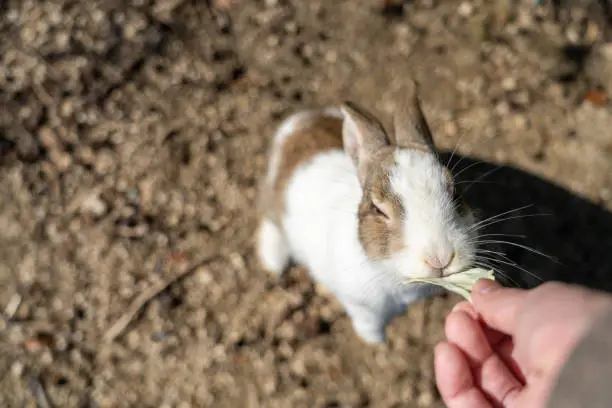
(434, 279, 612, 408)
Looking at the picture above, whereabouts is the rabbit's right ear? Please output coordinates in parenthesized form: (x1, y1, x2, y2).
(341, 101, 389, 180)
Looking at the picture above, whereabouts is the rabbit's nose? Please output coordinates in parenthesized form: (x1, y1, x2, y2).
(424, 250, 455, 271)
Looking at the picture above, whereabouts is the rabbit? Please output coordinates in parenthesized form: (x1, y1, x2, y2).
(255, 79, 478, 344)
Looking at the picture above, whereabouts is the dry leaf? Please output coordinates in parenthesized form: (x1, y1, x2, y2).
(584, 89, 608, 106)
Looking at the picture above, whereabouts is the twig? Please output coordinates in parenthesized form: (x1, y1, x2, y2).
(28, 375, 53, 408)
(103, 255, 216, 343)
(4, 293, 22, 319)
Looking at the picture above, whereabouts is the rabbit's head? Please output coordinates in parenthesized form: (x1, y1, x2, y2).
(341, 81, 477, 279)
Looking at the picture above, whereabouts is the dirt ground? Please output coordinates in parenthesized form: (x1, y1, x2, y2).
(1, 0, 612, 407)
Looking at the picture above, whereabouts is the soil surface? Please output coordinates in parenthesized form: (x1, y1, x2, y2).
(1, 0, 612, 407)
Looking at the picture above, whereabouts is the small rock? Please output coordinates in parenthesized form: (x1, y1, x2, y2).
(68, 218, 83, 233)
(117, 224, 149, 238)
(598, 42, 612, 61)
(60, 98, 75, 117)
(49, 150, 72, 172)
(126, 188, 139, 204)
(76, 146, 95, 165)
(215, 0, 232, 10)
(11, 361, 24, 377)
(512, 114, 529, 131)
(165, 213, 180, 227)
(509, 90, 530, 107)
(267, 35, 280, 47)
(275, 320, 297, 341)
(81, 192, 107, 218)
(586, 21, 601, 43)
(566, 26, 580, 44)
(262, 373, 278, 395)
(501, 77, 517, 91)
(228, 252, 246, 271)
(126, 331, 140, 349)
(277, 340, 293, 359)
(38, 126, 59, 149)
(284, 21, 298, 34)
(94, 150, 116, 175)
(14, 128, 40, 161)
(458, 2, 474, 17)
(116, 178, 129, 193)
(70, 349, 85, 366)
(196, 267, 214, 285)
(417, 390, 434, 407)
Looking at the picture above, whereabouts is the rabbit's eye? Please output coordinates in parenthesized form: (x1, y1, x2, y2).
(372, 201, 390, 220)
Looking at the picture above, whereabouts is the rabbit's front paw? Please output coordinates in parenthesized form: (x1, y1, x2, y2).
(352, 318, 386, 344)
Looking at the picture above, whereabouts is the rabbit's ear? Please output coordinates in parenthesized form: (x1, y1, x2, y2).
(393, 79, 436, 152)
(341, 101, 390, 178)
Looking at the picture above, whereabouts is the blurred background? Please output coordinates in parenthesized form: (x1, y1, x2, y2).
(1, 0, 612, 407)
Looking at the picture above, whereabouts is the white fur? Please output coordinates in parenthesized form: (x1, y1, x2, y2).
(282, 151, 429, 343)
(258, 109, 475, 344)
(381, 150, 476, 278)
(323, 107, 343, 118)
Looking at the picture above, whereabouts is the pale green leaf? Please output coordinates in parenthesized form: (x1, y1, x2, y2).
(404, 267, 495, 302)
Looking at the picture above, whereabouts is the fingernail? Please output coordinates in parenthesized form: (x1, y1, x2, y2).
(478, 280, 501, 295)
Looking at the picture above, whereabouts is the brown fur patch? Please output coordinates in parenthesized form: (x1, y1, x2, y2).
(260, 115, 344, 226)
(357, 149, 406, 260)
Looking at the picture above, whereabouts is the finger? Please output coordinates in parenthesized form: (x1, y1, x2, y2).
(452, 301, 478, 318)
(445, 311, 493, 365)
(493, 337, 526, 385)
(450, 302, 508, 350)
(472, 279, 528, 335)
(434, 342, 493, 408)
(477, 350, 523, 407)
(446, 311, 524, 406)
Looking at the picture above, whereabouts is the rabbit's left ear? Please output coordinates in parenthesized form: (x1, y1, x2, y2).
(341, 101, 390, 182)
(392, 79, 436, 153)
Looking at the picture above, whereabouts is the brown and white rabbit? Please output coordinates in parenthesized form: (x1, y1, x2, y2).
(256, 80, 477, 344)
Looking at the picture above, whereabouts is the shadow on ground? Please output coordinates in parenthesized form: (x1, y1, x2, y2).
(444, 152, 612, 292)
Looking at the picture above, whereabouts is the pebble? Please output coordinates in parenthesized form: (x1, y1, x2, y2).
(81, 192, 108, 218)
(267, 35, 280, 47)
(598, 42, 612, 61)
(512, 114, 529, 131)
(457, 2, 474, 17)
(38, 126, 59, 149)
(126, 331, 140, 349)
(11, 361, 24, 377)
(417, 390, 434, 406)
(60, 98, 75, 117)
(76, 146, 95, 165)
(49, 149, 72, 172)
(501, 76, 517, 91)
(15, 129, 40, 161)
(196, 267, 214, 286)
(94, 150, 116, 175)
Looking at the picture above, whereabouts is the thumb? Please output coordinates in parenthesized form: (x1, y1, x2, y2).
(471, 279, 528, 335)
